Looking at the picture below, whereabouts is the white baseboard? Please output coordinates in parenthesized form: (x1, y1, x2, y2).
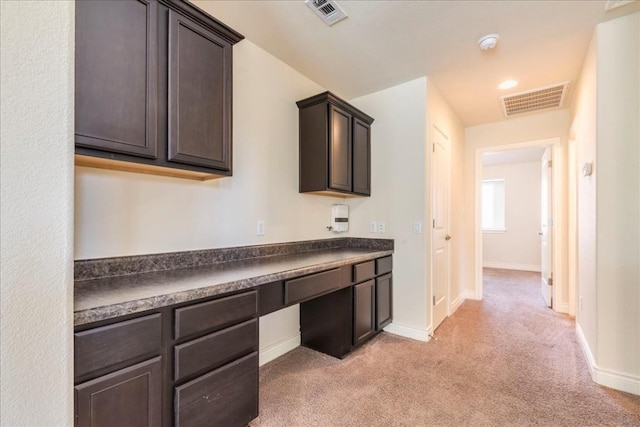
(464, 289, 481, 300)
(576, 323, 597, 374)
(594, 368, 640, 395)
(450, 290, 481, 312)
(384, 322, 431, 342)
(483, 262, 541, 272)
(557, 302, 570, 314)
(450, 293, 465, 314)
(259, 333, 300, 367)
(576, 324, 640, 396)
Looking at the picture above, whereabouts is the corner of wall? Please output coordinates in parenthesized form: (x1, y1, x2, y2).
(0, 1, 75, 425)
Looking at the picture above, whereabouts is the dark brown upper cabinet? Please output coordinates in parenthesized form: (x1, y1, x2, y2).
(297, 92, 374, 197)
(75, 0, 243, 181)
(75, 0, 158, 159)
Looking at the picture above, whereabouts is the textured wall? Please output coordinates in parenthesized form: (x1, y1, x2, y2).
(0, 1, 75, 425)
(572, 33, 598, 367)
(572, 12, 640, 394)
(349, 77, 465, 337)
(74, 39, 337, 362)
(350, 78, 429, 338)
(426, 79, 467, 313)
(595, 12, 639, 381)
(75, 40, 334, 259)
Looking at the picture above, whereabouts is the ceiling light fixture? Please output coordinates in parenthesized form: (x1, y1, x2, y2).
(498, 80, 518, 90)
(478, 33, 499, 50)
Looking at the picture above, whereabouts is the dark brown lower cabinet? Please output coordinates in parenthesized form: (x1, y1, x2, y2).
(298, 257, 393, 356)
(300, 287, 352, 358)
(376, 274, 393, 330)
(75, 256, 392, 426)
(75, 357, 162, 427)
(353, 280, 376, 346)
(175, 352, 258, 427)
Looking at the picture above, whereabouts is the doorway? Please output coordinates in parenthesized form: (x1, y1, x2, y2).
(474, 138, 566, 311)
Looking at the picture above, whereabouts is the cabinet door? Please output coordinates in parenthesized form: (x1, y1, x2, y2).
(75, 0, 157, 158)
(175, 352, 258, 427)
(352, 118, 371, 195)
(328, 105, 352, 192)
(168, 11, 232, 171)
(353, 280, 375, 346)
(376, 274, 393, 330)
(75, 357, 162, 427)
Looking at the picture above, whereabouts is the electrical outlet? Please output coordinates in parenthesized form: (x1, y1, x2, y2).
(413, 221, 422, 234)
(377, 221, 385, 233)
(256, 220, 265, 236)
(370, 221, 377, 233)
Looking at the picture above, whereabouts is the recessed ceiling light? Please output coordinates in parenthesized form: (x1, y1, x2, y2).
(498, 80, 518, 90)
(478, 34, 499, 50)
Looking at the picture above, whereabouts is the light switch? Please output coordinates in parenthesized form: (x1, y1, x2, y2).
(413, 221, 422, 234)
(370, 221, 377, 233)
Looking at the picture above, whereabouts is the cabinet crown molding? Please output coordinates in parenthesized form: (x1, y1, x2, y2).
(296, 91, 374, 125)
(163, 0, 244, 44)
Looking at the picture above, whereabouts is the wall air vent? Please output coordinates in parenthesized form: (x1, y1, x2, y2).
(500, 82, 570, 118)
(305, 0, 348, 26)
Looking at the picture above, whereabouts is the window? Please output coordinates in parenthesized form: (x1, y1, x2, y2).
(482, 179, 505, 231)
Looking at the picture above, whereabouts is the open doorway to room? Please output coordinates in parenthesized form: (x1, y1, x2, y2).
(475, 138, 565, 311)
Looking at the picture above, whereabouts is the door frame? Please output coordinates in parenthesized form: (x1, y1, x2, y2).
(474, 137, 567, 312)
(430, 123, 451, 332)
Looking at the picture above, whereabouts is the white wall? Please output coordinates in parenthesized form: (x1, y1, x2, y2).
(426, 80, 467, 312)
(75, 40, 343, 364)
(349, 77, 466, 338)
(75, 40, 337, 259)
(349, 78, 429, 339)
(482, 161, 541, 271)
(0, 1, 75, 425)
(594, 12, 639, 385)
(572, 11, 639, 395)
(573, 33, 598, 364)
(464, 110, 570, 308)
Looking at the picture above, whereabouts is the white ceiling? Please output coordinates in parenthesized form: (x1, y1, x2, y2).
(194, 0, 639, 126)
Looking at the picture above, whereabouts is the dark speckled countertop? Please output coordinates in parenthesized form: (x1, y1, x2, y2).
(74, 238, 393, 326)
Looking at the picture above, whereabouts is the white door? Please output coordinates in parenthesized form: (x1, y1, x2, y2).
(432, 126, 450, 330)
(540, 147, 553, 307)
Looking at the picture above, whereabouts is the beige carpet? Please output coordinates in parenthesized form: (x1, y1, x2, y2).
(250, 268, 640, 426)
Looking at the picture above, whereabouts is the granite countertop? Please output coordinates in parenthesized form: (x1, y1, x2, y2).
(75, 238, 393, 326)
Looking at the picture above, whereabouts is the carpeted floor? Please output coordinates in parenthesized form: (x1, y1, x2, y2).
(250, 268, 640, 426)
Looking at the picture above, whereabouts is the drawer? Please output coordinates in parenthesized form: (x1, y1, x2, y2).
(175, 291, 257, 341)
(284, 268, 341, 305)
(75, 313, 162, 381)
(174, 319, 258, 383)
(175, 352, 258, 427)
(353, 260, 375, 283)
(376, 256, 393, 275)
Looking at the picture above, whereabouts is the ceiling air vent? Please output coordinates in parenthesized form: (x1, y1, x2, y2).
(305, 0, 348, 26)
(605, 1, 634, 11)
(500, 82, 570, 117)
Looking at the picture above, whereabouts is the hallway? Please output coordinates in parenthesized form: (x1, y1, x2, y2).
(251, 268, 640, 426)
